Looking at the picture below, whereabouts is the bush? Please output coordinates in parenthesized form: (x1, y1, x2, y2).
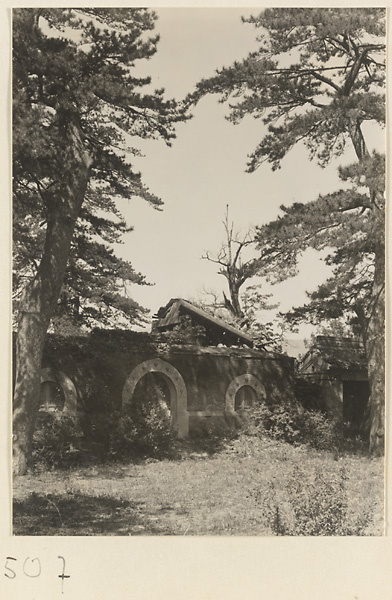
(32, 413, 84, 470)
(245, 403, 341, 451)
(251, 464, 373, 536)
(33, 386, 176, 468)
(297, 410, 341, 451)
(80, 386, 175, 462)
(249, 404, 302, 445)
(109, 402, 174, 460)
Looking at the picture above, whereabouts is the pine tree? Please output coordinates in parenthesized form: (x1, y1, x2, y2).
(12, 8, 187, 474)
(13, 183, 151, 334)
(188, 8, 385, 454)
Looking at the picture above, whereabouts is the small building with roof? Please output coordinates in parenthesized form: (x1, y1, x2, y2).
(32, 298, 297, 440)
(152, 298, 254, 347)
(297, 336, 369, 435)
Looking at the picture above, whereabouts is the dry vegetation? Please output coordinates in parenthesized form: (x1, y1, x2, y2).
(13, 435, 384, 536)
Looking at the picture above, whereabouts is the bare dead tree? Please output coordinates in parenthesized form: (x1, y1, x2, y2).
(202, 206, 259, 320)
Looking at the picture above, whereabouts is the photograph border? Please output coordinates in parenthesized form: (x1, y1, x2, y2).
(2, 1, 391, 598)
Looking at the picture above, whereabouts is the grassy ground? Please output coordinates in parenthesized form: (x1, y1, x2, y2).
(13, 435, 384, 536)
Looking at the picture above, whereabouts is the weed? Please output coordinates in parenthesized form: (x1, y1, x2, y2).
(14, 435, 383, 536)
(251, 464, 374, 536)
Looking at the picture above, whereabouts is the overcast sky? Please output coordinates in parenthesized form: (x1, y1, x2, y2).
(113, 8, 384, 342)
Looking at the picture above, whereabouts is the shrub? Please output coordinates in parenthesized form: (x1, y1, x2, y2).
(80, 387, 175, 462)
(251, 464, 373, 536)
(33, 385, 176, 468)
(296, 410, 341, 451)
(109, 401, 174, 460)
(245, 403, 341, 451)
(252, 404, 302, 445)
(79, 410, 121, 459)
(32, 413, 84, 470)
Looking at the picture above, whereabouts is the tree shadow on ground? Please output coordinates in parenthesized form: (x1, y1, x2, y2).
(13, 492, 170, 536)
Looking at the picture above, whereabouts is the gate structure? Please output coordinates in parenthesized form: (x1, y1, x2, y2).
(122, 358, 189, 437)
(40, 330, 296, 437)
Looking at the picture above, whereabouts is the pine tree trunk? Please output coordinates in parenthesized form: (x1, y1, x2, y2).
(364, 236, 385, 456)
(348, 120, 385, 456)
(13, 310, 47, 476)
(13, 124, 92, 475)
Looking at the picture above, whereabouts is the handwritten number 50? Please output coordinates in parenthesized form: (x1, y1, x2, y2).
(5, 556, 41, 578)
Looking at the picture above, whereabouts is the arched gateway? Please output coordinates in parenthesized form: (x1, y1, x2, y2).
(122, 358, 189, 437)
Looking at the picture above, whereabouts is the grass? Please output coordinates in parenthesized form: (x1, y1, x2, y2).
(13, 435, 384, 536)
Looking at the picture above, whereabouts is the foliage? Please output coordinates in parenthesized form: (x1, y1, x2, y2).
(188, 8, 385, 171)
(252, 464, 374, 535)
(246, 403, 341, 451)
(13, 191, 151, 332)
(189, 7, 385, 327)
(13, 8, 187, 330)
(81, 386, 174, 462)
(15, 434, 383, 536)
(32, 414, 84, 469)
(109, 404, 174, 461)
(32, 382, 176, 469)
(241, 285, 286, 351)
(306, 319, 360, 346)
(153, 315, 208, 346)
(188, 8, 385, 453)
(189, 416, 237, 441)
(32, 407, 174, 470)
(298, 410, 342, 451)
(259, 153, 384, 335)
(13, 8, 188, 475)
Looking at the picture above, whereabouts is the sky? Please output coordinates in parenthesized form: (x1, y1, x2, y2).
(107, 8, 384, 347)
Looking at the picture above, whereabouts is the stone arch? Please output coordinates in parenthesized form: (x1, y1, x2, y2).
(225, 374, 266, 414)
(122, 358, 189, 438)
(40, 368, 78, 415)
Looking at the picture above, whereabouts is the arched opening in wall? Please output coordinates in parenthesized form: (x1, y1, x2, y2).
(40, 380, 65, 413)
(234, 385, 258, 412)
(225, 374, 266, 419)
(132, 372, 173, 427)
(40, 368, 78, 415)
(122, 359, 189, 438)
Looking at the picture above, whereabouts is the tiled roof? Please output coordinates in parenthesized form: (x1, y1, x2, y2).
(300, 336, 367, 372)
(153, 298, 253, 346)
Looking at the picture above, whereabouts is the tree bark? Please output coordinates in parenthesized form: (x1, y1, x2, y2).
(227, 277, 244, 319)
(363, 235, 385, 455)
(348, 120, 385, 455)
(13, 122, 92, 475)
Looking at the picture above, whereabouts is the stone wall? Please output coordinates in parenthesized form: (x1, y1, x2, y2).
(39, 330, 297, 437)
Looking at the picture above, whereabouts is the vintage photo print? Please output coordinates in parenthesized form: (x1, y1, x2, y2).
(11, 6, 385, 541)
